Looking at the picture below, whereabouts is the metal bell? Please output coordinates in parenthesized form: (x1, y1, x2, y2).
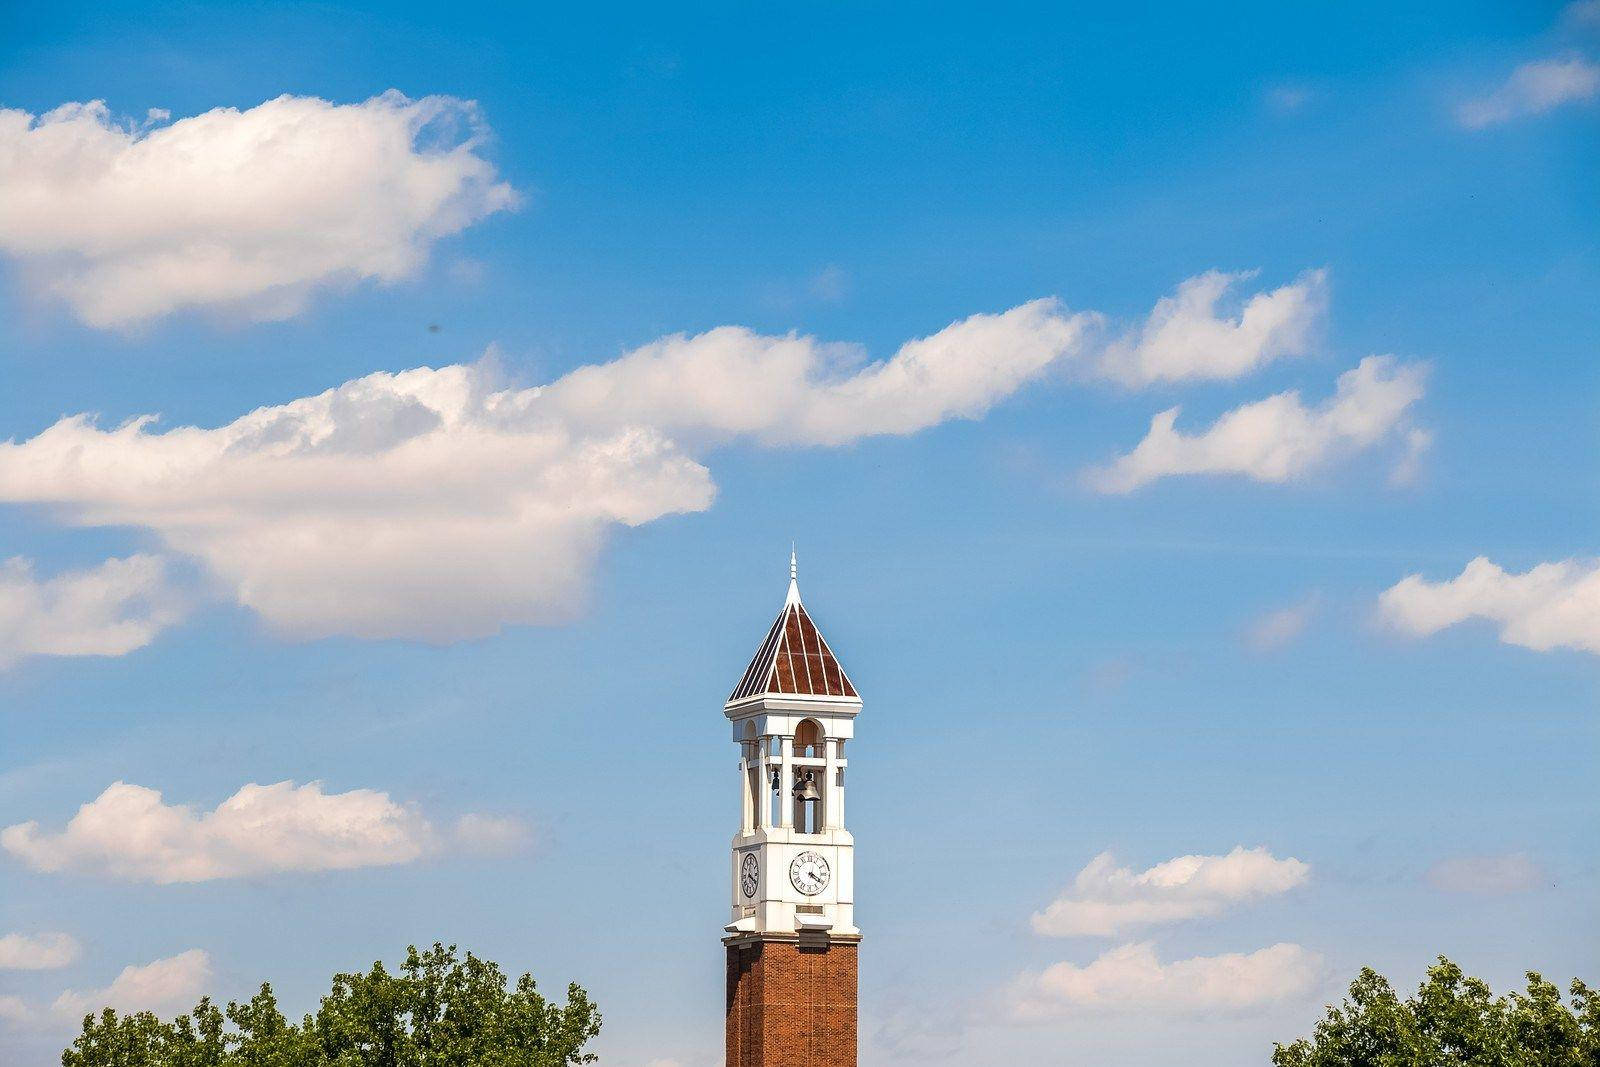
(792, 770, 822, 803)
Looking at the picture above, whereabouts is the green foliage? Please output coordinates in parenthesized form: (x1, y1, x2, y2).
(61, 944, 600, 1067)
(1274, 957, 1599, 1067)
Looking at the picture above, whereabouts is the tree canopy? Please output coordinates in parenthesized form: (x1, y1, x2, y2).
(60, 943, 600, 1067)
(1274, 956, 1599, 1066)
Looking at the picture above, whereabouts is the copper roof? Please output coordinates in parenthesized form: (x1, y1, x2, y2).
(728, 585, 858, 704)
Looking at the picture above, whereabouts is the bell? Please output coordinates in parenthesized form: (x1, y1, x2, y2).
(792, 770, 822, 804)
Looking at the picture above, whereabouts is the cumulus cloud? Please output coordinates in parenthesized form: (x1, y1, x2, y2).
(1, 780, 441, 883)
(1032, 847, 1310, 938)
(0, 92, 516, 327)
(1093, 269, 1328, 387)
(0, 301, 1090, 641)
(0, 270, 1403, 642)
(0, 554, 186, 669)
(1246, 594, 1321, 653)
(542, 300, 1088, 448)
(1086, 355, 1426, 493)
(1379, 556, 1600, 655)
(1425, 852, 1545, 894)
(0, 932, 81, 970)
(1456, 57, 1600, 128)
(1010, 942, 1322, 1018)
(51, 950, 211, 1020)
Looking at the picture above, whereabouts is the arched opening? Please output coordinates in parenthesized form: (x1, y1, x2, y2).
(791, 719, 825, 833)
(793, 718, 822, 757)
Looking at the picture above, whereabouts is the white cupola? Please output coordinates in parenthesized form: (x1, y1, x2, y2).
(723, 552, 862, 942)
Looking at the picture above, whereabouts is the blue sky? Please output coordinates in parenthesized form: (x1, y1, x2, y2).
(0, 2, 1596, 1064)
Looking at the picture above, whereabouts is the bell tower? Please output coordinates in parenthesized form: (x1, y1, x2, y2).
(723, 553, 860, 1067)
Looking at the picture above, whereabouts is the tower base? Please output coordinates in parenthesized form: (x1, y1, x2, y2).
(724, 934, 859, 1067)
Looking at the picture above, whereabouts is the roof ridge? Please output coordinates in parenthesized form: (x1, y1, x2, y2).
(798, 602, 856, 697)
(730, 607, 786, 703)
(727, 592, 858, 704)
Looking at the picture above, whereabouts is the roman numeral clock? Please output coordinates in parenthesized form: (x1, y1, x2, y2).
(722, 553, 861, 1067)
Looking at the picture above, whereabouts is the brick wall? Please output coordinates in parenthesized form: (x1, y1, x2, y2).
(726, 938, 858, 1067)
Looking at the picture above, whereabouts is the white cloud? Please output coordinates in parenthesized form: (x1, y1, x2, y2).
(1379, 556, 1600, 655)
(453, 813, 533, 857)
(1032, 847, 1310, 938)
(1389, 426, 1433, 486)
(1425, 852, 1545, 894)
(2, 780, 435, 883)
(0, 932, 81, 970)
(0, 554, 185, 669)
(0, 301, 1089, 641)
(0, 994, 33, 1025)
(1010, 942, 1322, 1018)
(544, 300, 1088, 448)
(0, 271, 1399, 642)
(1092, 269, 1327, 387)
(1086, 355, 1426, 493)
(1456, 56, 1600, 128)
(51, 950, 211, 1020)
(0, 92, 516, 327)
(1246, 594, 1321, 653)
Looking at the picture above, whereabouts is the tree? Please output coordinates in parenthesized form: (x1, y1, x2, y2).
(1274, 956, 1599, 1066)
(61, 944, 600, 1067)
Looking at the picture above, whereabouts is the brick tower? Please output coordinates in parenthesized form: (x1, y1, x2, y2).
(723, 552, 860, 1067)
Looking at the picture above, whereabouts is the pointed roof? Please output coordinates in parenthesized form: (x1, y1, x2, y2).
(727, 553, 859, 704)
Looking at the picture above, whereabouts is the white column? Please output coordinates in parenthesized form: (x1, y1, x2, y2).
(739, 742, 754, 833)
(778, 735, 793, 829)
(756, 737, 772, 829)
(823, 736, 839, 829)
(832, 742, 844, 825)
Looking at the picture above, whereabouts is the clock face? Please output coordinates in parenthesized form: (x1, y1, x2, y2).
(740, 853, 759, 898)
(789, 850, 831, 896)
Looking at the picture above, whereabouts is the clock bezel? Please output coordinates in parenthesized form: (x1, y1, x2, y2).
(740, 852, 759, 898)
(788, 849, 831, 896)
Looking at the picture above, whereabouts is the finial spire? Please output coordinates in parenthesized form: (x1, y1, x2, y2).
(790, 543, 797, 582)
(786, 544, 800, 605)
